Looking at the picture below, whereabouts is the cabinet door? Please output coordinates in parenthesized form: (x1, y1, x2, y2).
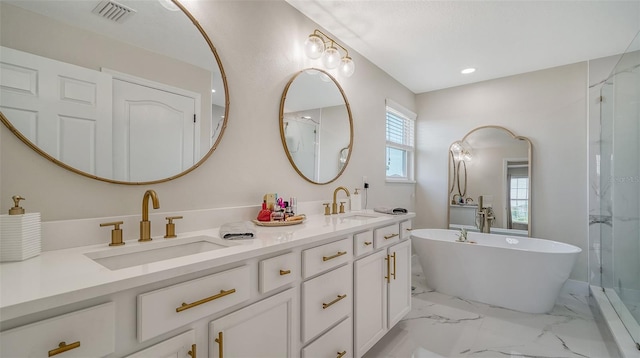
(209, 288, 297, 358)
(388, 239, 412, 328)
(126, 330, 195, 358)
(354, 250, 387, 358)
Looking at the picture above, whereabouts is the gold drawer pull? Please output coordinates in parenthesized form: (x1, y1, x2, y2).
(405, 228, 413, 231)
(391, 252, 397, 280)
(385, 254, 391, 283)
(188, 344, 197, 358)
(214, 332, 223, 358)
(323, 251, 347, 261)
(337, 351, 347, 358)
(322, 294, 347, 309)
(279, 269, 291, 275)
(384, 233, 399, 240)
(176, 288, 236, 312)
(364, 241, 372, 246)
(48, 341, 80, 357)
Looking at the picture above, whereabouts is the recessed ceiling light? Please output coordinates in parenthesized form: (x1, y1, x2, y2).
(461, 68, 476, 74)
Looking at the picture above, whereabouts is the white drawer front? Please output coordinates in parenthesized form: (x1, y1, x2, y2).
(400, 219, 413, 240)
(126, 330, 195, 357)
(353, 230, 374, 257)
(302, 317, 352, 358)
(260, 252, 298, 294)
(137, 265, 250, 342)
(374, 224, 400, 248)
(302, 264, 352, 342)
(302, 237, 352, 279)
(0, 302, 115, 358)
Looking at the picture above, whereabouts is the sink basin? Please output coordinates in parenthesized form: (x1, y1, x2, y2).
(85, 235, 235, 270)
(341, 214, 379, 221)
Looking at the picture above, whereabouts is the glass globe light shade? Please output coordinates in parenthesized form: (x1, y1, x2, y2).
(304, 34, 325, 60)
(339, 56, 355, 77)
(322, 46, 341, 69)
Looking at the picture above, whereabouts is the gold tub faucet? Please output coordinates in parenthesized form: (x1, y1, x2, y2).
(140, 189, 160, 242)
(332, 186, 350, 214)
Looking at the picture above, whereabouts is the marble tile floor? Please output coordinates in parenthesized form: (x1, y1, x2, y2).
(364, 259, 615, 358)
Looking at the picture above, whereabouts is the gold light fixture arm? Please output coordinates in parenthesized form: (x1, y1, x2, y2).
(312, 29, 350, 57)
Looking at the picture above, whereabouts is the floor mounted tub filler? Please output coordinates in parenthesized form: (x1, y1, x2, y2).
(411, 229, 581, 314)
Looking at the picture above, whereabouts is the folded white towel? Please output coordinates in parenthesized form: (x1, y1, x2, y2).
(373, 207, 408, 215)
(219, 221, 255, 240)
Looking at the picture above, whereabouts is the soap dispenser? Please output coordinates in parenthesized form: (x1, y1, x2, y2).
(1, 195, 42, 262)
(351, 188, 362, 211)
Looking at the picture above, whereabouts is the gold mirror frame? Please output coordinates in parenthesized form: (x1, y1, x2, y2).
(0, 0, 230, 185)
(447, 125, 533, 237)
(279, 68, 353, 185)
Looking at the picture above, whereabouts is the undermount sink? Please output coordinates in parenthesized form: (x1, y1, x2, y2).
(85, 235, 235, 270)
(341, 214, 379, 221)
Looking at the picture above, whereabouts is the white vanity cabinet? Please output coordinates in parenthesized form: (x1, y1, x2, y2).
(0, 302, 115, 358)
(209, 288, 298, 358)
(126, 330, 196, 358)
(354, 220, 412, 358)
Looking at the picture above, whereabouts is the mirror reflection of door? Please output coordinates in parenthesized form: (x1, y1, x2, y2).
(505, 160, 529, 231)
(112, 75, 199, 182)
(284, 114, 319, 181)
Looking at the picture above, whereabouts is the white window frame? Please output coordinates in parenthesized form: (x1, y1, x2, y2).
(385, 99, 416, 183)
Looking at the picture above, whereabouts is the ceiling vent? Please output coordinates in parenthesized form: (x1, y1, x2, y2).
(92, 0, 136, 24)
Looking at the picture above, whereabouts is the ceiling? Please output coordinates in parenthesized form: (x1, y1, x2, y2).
(286, 0, 640, 93)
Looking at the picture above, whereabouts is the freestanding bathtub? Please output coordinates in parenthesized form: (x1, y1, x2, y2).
(411, 229, 581, 314)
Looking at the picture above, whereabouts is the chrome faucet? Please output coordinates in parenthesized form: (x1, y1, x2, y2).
(456, 228, 468, 242)
(140, 189, 160, 242)
(331, 186, 350, 214)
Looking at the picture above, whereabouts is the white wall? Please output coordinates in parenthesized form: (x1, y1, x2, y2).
(415, 63, 589, 281)
(0, 1, 416, 225)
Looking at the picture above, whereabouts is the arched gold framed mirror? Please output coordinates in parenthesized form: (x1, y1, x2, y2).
(448, 126, 533, 237)
(279, 68, 353, 184)
(0, 0, 229, 184)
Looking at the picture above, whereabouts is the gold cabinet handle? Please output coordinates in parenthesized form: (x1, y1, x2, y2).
(364, 241, 372, 246)
(323, 251, 347, 261)
(405, 228, 413, 231)
(176, 289, 236, 312)
(391, 252, 397, 280)
(214, 331, 223, 358)
(384, 254, 391, 283)
(188, 344, 196, 358)
(48, 341, 80, 357)
(337, 351, 347, 358)
(384, 233, 399, 240)
(322, 294, 347, 309)
(279, 269, 291, 275)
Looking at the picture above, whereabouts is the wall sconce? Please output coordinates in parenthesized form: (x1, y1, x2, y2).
(304, 29, 355, 77)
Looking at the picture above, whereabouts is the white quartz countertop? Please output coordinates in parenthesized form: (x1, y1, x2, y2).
(0, 211, 414, 321)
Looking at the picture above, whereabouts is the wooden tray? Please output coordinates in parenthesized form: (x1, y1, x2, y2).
(252, 219, 305, 227)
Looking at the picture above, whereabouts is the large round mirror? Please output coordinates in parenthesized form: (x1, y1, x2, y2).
(279, 68, 353, 184)
(0, 0, 228, 184)
(447, 126, 532, 237)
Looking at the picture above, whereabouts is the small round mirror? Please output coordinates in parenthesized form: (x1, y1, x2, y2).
(279, 68, 353, 184)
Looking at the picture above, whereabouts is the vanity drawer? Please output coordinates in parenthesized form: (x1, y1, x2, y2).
(374, 224, 400, 248)
(353, 230, 374, 257)
(302, 237, 352, 279)
(302, 264, 352, 342)
(400, 219, 413, 240)
(302, 317, 352, 358)
(137, 265, 250, 342)
(260, 251, 298, 293)
(0, 302, 115, 357)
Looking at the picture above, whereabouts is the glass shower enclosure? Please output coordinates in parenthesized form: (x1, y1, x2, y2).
(599, 31, 640, 349)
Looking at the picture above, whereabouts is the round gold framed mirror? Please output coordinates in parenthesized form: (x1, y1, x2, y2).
(0, 0, 229, 184)
(279, 68, 353, 184)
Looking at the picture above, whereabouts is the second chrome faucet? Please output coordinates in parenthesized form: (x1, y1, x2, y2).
(140, 189, 160, 242)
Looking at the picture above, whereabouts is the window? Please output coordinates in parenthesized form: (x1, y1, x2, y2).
(385, 99, 416, 182)
(510, 176, 529, 224)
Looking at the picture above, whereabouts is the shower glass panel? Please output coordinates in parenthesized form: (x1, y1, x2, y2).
(600, 31, 640, 346)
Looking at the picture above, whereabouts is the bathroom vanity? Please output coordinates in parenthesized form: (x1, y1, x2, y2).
(0, 211, 413, 358)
